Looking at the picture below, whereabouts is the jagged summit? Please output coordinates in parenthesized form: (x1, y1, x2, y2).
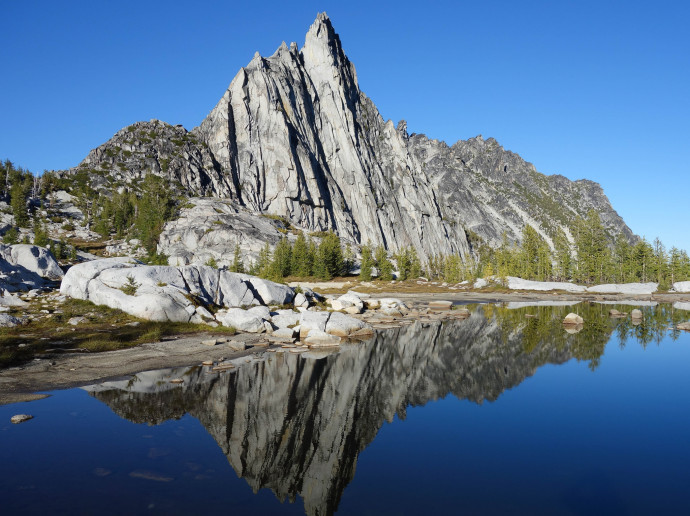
(57, 13, 635, 263)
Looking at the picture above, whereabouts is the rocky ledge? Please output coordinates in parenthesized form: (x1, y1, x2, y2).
(59, 258, 377, 341)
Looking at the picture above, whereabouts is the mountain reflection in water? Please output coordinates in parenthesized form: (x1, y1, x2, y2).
(84, 303, 687, 515)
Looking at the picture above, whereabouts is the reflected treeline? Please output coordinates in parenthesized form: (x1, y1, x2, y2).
(85, 303, 688, 515)
(490, 302, 689, 368)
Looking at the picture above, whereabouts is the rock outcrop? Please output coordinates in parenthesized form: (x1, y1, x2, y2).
(60, 258, 294, 323)
(55, 13, 635, 260)
(0, 244, 63, 292)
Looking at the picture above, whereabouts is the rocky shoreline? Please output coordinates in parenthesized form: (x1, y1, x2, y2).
(3, 289, 690, 406)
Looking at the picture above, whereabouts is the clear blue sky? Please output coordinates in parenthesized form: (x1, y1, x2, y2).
(2, 0, 688, 250)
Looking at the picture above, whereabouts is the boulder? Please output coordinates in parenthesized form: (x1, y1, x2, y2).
(293, 292, 309, 308)
(216, 308, 267, 333)
(299, 311, 331, 337)
(1, 244, 64, 280)
(217, 271, 260, 307)
(305, 330, 341, 347)
(0, 313, 21, 327)
(631, 309, 643, 320)
(676, 322, 690, 331)
(325, 311, 370, 337)
(247, 277, 294, 305)
(10, 414, 33, 424)
(331, 293, 364, 313)
(563, 313, 584, 325)
(608, 309, 627, 318)
(59, 259, 295, 323)
(271, 309, 300, 329)
(0, 290, 28, 307)
(378, 298, 409, 316)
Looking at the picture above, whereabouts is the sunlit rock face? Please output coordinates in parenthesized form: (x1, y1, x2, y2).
(85, 305, 619, 515)
(57, 13, 633, 263)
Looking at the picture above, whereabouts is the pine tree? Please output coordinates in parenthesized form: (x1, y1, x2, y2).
(10, 177, 30, 228)
(394, 246, 413, 281)
(32, 216, 50, 247)
(134, 175, 174, 256)
(409, 247, 422, 279)
(3, 226, 19, 244)
(315, 232, 344, 280)
(574, 210, 610, 284)
(272, 237, 292, 278)
(359, 241, 374, 281)
(553, 228, 572, 281)
(230, 244, 245, 273)
(290, 233, 310, 277)
(254, 242, 272, 278)
(343, 244, 355, 276)
(375, 245, 393, 281)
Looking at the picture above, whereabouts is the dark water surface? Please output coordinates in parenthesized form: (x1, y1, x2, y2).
(2, 303, 690, 515)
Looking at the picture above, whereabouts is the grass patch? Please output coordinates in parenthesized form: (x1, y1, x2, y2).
(0, 298, 234, 369)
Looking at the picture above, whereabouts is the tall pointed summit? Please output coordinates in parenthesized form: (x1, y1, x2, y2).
(61, 13, 634, 263)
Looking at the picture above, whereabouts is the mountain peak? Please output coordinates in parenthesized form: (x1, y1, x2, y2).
(303, 11, 340, 54)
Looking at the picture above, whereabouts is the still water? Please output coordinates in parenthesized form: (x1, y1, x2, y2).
(2, 303, 690, 515)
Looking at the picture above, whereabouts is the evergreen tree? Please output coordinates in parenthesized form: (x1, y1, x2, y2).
(32, 216, 50, 247)
(631, 238, 654, 282)
(272, 237, 292, 278)
(359, 242, 374, 281)
(652, 237, 669, 289)
(375, 245, 394, 281)
(343, 244, 355, 276)
(254, 242, 272, 277)
(574, 210, 610, 284)
(443, 254, 463, 283)
(230, 244, 245, 273)
(3, 226, 19, 244)
(553, 228, 572, 281)
(134, 175, 175, 255)
(10, 177, 31, 227)
(394, 246, 413, 281)
(314, 232, 344, 280)
(290, 233, 311, 277)
(612, 234, 632, 283)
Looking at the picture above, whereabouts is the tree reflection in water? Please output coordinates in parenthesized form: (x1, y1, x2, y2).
(85, 302, 689, 515)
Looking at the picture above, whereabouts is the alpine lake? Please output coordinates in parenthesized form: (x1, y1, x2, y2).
(2, 302, 690, 515)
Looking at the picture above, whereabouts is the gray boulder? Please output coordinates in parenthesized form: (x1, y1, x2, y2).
(216, 308, 269, 333)
(0, 313, 21, 327)
(325, 311, 368, 337)
(60, 259, 294, 323)
(299, 311, 331, 338)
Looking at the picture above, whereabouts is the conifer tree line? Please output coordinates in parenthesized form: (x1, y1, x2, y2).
(3, 159, 690, 288)
(1, 160, 174, 261)
(468, 210, 690, 289)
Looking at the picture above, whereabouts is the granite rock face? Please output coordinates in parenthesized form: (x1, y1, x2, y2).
(56, 13, 635, 259)
(60, 258, 294, 323)
(157, 198, 290, 267)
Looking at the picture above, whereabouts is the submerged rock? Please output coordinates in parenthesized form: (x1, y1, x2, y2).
(10, 414, 33, 424)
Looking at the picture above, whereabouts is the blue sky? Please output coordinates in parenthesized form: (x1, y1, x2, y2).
(2, 0, 688, 250)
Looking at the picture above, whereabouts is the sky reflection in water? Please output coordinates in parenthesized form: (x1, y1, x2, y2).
(2, 303, 690, 515)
